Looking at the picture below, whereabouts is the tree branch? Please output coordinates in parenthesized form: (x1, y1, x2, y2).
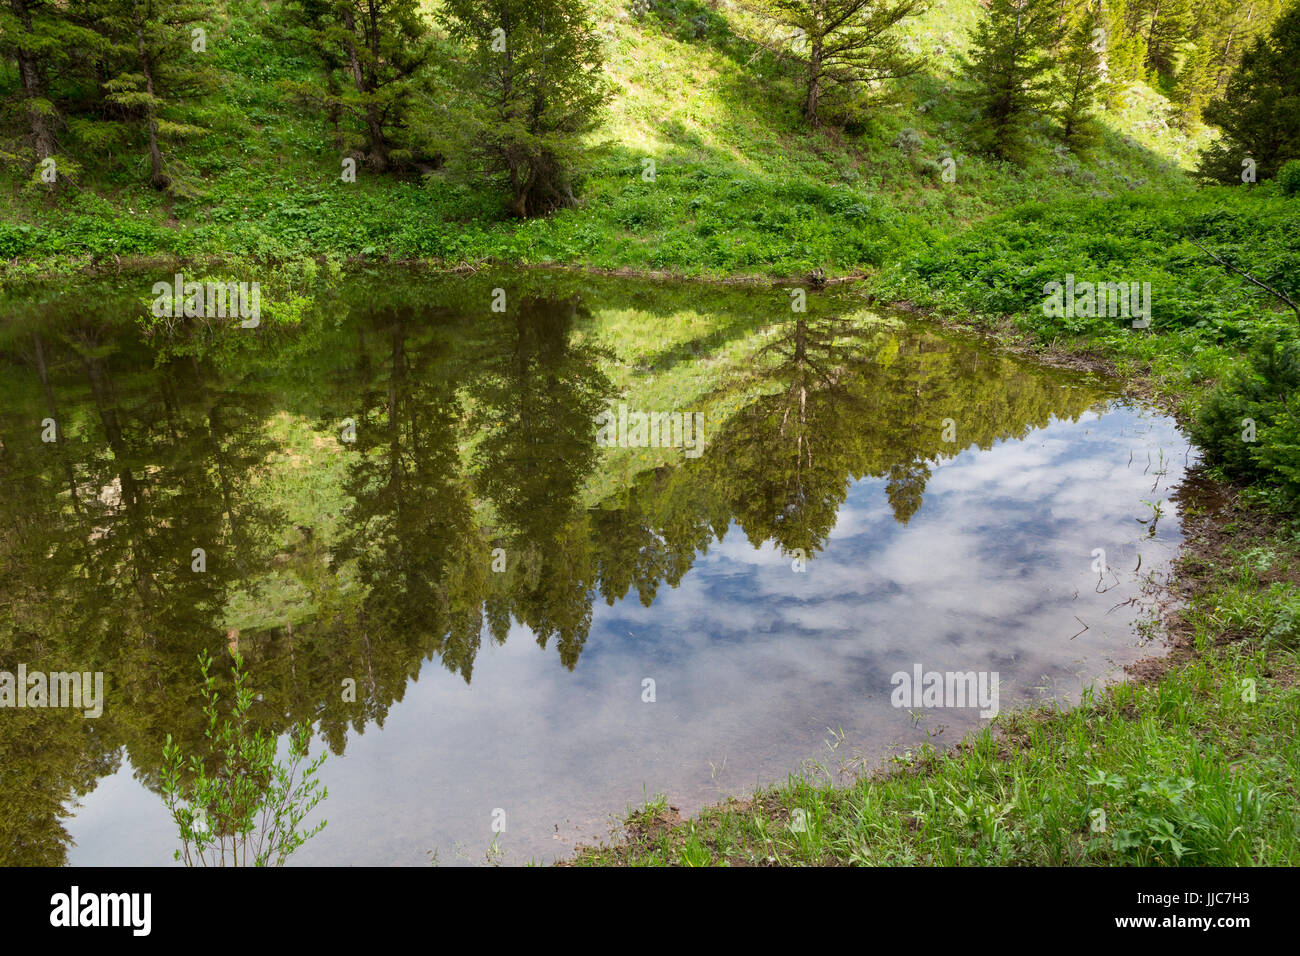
(1189, 238, 1300, 322)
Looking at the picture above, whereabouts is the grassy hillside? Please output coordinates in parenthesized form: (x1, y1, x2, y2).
(1, 0, 1210, 280)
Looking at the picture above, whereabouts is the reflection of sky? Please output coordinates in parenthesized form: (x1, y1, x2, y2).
(67, 403, 1192, 866)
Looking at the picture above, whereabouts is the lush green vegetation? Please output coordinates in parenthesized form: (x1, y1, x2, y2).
(0, 0, 1249, 283)
(4, 0, 1300, 868)
(877, 185, 1299, 387)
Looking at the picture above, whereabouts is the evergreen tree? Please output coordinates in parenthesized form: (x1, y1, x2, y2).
(1197, 2, 1300, 182)
(281, 0, 431, 172)
(88, 0, 217, 191)
(0, 0, 101, 181)
(431, 0, 610, 218)
(1169, 40, 1211, 128)
(965, 0, 1064, 161)
(1051, 2, 1106, 150)
(1140, 0, 1195, 74)
(742, 0, 925, 127)
(1207, 0, 1282, 90)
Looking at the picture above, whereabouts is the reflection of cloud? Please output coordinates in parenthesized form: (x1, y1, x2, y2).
(72, 407, 1191, 868)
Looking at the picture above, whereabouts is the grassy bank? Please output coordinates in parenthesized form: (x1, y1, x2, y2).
(568, 485, 1300, 865)
(1, 0, 1203, 283)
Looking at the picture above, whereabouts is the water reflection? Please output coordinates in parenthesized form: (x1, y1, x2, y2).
(0, 272, 1188, 864)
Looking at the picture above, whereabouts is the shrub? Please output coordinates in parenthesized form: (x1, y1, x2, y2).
(1278, 159, 1300, 196)
(1189, 332, 1300, 502)
(161, 650, 327, 866)
(893, 128, 924, 154)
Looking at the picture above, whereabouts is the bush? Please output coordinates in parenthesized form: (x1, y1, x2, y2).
(1278, 159, 1300, 196)
(1189, 332, 1300, 502)
(893, 128, 924, 154)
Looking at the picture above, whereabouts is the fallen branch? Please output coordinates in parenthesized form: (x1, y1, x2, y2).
(1189, 238, 1300, 321)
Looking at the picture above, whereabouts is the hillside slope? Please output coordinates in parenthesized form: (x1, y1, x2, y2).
(1, 0, 1210, 280)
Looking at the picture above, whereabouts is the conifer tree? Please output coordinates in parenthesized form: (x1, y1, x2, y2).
(742, 0, 925, 127)
(0, 0, 101, 181)
(1139, 0, 1195, 75)
(281, 0, 431, 172)
(431, 0, 610, 218)
(1197, 1, 1300, 182)
(1051, 3, 1106, 150)
(88, 0, 217, 191)
(965, 0, 1064, 161)
(1169, 40, 1211, 129)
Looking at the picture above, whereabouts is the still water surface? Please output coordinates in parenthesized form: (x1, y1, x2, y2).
(0, 272, 1191, 865)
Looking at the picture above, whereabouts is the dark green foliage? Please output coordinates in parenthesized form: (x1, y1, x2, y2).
(87, 0, 219, 192)
(429, 0, 610, 218)
(280, 0, 432, 172)
(1141, 0, 1195, 75)
(1198, 2, 1300, 184)
(1191, 333, 1300, 502)
(0, 0, 102, 181)
(1279, 158, 1300, 196)
(964, 0, 1063, 162)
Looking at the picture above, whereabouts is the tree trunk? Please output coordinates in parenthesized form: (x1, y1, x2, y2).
(135, 20, 168, 189)
(10, 0, 57, 162)
(341, 7, 388, 171)
(804, 40, 823, 126)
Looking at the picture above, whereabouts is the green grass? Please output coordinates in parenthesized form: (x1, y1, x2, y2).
(875, 184, 1300, 416)
(2, 0, 1205, 282)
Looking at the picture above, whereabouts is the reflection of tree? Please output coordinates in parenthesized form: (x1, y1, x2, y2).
(0, 320, 284, 861)
(704, 313, 1100, 545)
(0, 381, 120, 865)
(0, 276, 1109, 864)
(335, 310, 485, 691)
(709, 313, 875, 556)
(73, 334, 284, 780)
(884, 459, 930, 524)
(467, 296, 615, 668)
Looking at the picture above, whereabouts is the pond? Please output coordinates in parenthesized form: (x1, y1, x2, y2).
(0, 270, 1192, 865)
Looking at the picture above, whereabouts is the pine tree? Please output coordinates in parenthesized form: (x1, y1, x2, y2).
(430, 0, 610, 218)
(1197, 1, 1300, 182)
(0, 0, 101, 180)
(1169, 40, 1211, 128)
(88, 0, 217, 191)
(1051, 3, 1106, 150)
(281, 0, 431, 172)
(965, 0, 1064, 161)
(1140, 0, 1196, 75)
(1097, 0, 1149, 107)
(742, 0, 925, 128)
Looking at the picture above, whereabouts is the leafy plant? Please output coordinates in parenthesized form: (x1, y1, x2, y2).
(161, 649, 327, 866)
(1190, 331, 1300, 503)
(1279, 159, 1300, 197)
